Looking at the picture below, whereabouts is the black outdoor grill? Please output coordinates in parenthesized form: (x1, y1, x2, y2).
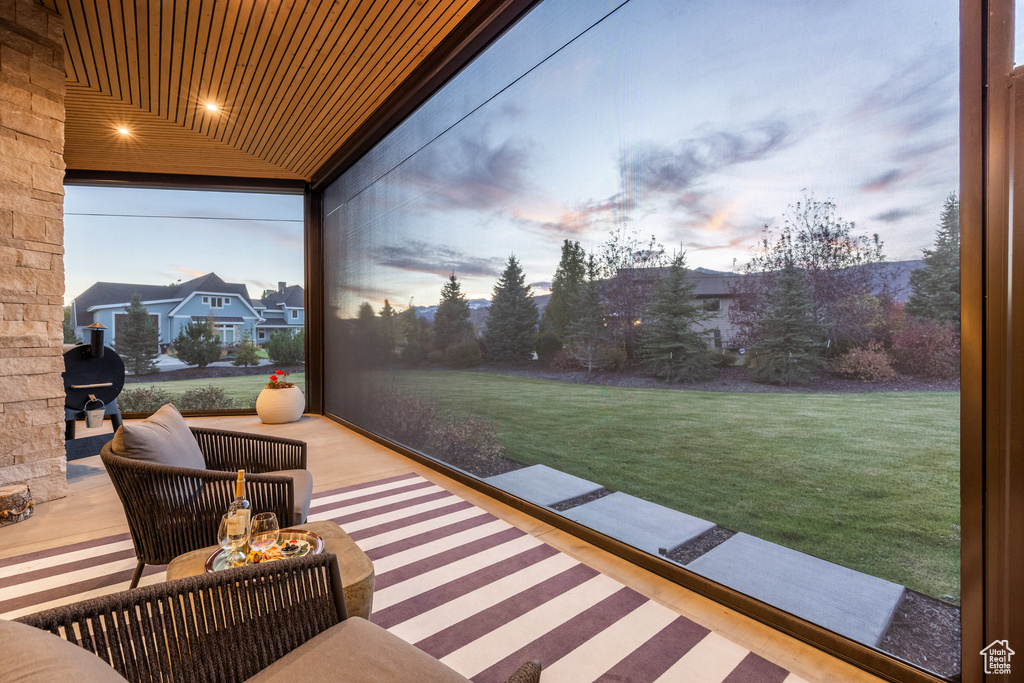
(62, 323, 125, 451)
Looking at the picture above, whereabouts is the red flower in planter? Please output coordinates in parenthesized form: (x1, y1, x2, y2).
(265, 370, 295, 390)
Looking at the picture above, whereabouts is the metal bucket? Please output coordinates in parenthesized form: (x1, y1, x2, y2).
(84, 396, 105, 428)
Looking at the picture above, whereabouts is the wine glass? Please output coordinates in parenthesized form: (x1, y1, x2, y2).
(249, 512, 280, 554)
(217, 512, 250, 568)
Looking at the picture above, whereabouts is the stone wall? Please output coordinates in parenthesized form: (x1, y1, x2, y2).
(0, 0, 67, 502)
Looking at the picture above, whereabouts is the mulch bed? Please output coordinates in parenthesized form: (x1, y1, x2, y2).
(879, 590, 961, 679)
(666, 527, 738, 565)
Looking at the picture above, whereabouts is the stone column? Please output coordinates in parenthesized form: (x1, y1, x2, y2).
(0, 0, 68, 502)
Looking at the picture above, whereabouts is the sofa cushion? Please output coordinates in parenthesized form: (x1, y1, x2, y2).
(1, 619, 126, 683)
(110, 404, 206, 470)
(246, 617, 470, 683)
(267, 469, 313, 525)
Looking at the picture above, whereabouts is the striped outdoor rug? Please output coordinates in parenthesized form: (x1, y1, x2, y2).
(0, 473, 806, 683)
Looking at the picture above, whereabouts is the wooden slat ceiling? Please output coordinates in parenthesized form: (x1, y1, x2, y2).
(45, 0, 482, 181)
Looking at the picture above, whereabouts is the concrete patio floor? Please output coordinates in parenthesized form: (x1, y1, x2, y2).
(1, 414, 885, 683)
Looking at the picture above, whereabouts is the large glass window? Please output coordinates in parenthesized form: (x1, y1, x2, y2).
(323, 0, 960, 677)
(64, 186, 305, 413)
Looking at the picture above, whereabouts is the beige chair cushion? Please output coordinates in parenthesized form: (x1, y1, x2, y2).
(110, 403, 205, 470)
(1, 619, 126, 683)
(267, 469, 313, 525)
(247, 617, 470, 683)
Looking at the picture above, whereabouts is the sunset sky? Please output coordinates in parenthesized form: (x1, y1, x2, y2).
(66, 0, 961, 315)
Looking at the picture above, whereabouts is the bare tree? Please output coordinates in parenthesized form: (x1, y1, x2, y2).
(729, 193, 886, 355)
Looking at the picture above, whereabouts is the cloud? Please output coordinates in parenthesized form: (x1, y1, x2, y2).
(399, 134, 534, 212)
(376, 241, 506, 278)
(852, 57, 957, 138)
(872, 208, 921, 223)
(861, 169, 905, 193)
(634, 119, 795, 198)
(510, 194, 635, 239)
(172, 266, 206, 279)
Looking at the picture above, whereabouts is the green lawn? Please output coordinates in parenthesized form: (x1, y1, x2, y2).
(376, 370, 960, 601)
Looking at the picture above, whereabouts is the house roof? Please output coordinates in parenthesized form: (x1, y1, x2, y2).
(71, 273, 251, 327)
(258, 285, 305, 310)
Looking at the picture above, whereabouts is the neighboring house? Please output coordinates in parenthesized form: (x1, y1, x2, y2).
(252, 282, 305, 343)
(69, 273, 303, 352)
(612, 267, 744, 350)
(615, 260, 925, 351)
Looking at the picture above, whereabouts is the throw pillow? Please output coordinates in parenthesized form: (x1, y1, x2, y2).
(110, 403, 206, 470)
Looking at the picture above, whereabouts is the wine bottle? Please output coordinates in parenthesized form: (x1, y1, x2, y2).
(227, 469, 251, 529)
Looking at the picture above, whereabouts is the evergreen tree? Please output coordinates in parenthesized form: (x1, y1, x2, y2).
(232, 328, 260, 367)
(484, 255, 539, 362)
(399, 302, 428, 366)
(115, 292, 159, 375)
(542, 240, 587, 338)
(354, 302, 385, 365)
(566, 255, 613, 371)
(906, 193, 960, 327)
(432, 273, 473, 352)
(63, 305, 79, 344)
(639, 252, 716, 382)
(379, 299, 399, 356)
(173, 318, 222, 368)
(749, 262, 826, 386)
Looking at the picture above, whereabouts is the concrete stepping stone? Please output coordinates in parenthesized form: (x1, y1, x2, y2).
(687, 533, 906, 647)
(560, 492, 716, 557)
(485, 465, 604, 507)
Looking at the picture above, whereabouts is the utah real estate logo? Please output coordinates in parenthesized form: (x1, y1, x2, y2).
(981, 640, 1014, 675)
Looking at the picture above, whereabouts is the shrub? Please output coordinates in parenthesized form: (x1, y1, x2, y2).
(361, 385, 517, 477)
(426, 350, 445, 365)
(427, 416, 509, 476)
(265, 329, 304, 365)
(232, 330, 261, 367)
(831, 341, 896, 382)
(173, 320, 222, 368)
(533, 331, 563, 363)
(401, 339, 426, 367)
(177, 385, 237, 411)
(550, 348, 578, 372)
(117, 385, 174, 413)
(364, 385, 439, 450)
(444, 338, 482, 368)
(890, 318, 959, 379)
(707, 348, 738, 368)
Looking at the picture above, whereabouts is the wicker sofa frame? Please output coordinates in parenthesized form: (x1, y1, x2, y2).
(16, 553, 542, 683)
(101, 427, 309, 588)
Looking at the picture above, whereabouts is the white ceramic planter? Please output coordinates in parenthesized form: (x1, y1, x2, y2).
(256, 386, 305, 424)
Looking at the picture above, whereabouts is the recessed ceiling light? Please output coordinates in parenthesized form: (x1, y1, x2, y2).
(118, 128, 130, 135)
(205, 102, 219, 112)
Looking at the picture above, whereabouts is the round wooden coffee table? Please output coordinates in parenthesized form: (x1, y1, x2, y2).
(166, 520, 375, 620)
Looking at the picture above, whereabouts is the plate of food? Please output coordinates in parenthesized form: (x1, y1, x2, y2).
(206, 528, 325, 572)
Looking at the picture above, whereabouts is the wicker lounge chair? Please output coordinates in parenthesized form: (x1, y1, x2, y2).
(7, 553, 542, 683)
(100, 405, 312, 588)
